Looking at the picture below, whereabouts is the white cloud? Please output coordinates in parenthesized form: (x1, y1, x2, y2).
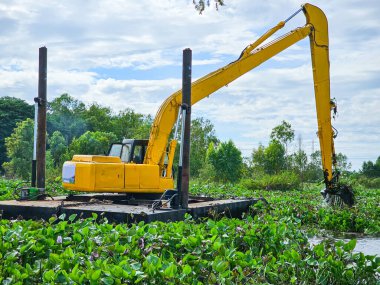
(82, 77, 181, 114)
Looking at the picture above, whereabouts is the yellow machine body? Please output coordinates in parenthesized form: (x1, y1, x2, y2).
(63, 155, 173, 193)
(63, 3, 342, 194)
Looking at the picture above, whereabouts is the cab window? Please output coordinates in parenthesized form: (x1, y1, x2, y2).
(121, 144, 131, 162)
(132, 145, 143, 164)
(108, 144, 122, 157)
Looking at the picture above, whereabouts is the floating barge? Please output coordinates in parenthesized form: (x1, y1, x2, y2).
(0, 194, 261, 223)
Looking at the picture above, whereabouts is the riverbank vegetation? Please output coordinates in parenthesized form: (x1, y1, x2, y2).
(0, 181, 379, 284)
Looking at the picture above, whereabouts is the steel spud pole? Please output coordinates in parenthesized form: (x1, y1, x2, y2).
(36, 47, 47, 190)
(180, 48, 192, 209)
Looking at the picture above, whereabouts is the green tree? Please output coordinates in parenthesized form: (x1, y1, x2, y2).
(291, 150, 308, 182)
(251, 144, 266, 175)
(134, 114, 153, 139)
(83, 103, 113, 133)
(47, 94, 87, 143)
(190, 118, 218, 177)
(198, 160, 217, 182)
(335, 153, 351, 173)
(304, 150, 323, 182)
(0, 97, 33, 172)
(45, 150, 60, 180)
(251, 140, 286, 175)
(361, 157, 380, 177)
(112, 109, 152, 140)
(270, 120, 295, 155)
(49, 131, 68, 167)
(68, 131, 117, 157)
(264, 140, 286, 174)
(2, 118, 34, 179)
(206, 140, 243, 183)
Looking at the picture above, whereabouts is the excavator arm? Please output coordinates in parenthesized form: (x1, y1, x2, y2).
(144, 3, 354, 205)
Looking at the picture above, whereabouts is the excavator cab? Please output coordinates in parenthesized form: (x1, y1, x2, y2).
(108, 139, 148, 164)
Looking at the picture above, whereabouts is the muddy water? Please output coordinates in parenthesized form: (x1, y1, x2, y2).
(309, 235, 380, 256)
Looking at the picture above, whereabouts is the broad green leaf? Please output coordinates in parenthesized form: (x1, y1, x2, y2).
(213, 260, 229, 273)
(101, 277, 114, 285)
(111, 266, 123, 278)
(91, 269, 101, 281)
(49, 216, 57, 224)
(69, 214, 77, 222)
(344, 239, 357, 252)
(213, 241, 222, 251)
(58, 213, 66, 220)
(344, 269, 354, 279)
(73, 233, 82, 242)
(163, 263, 177, 278)
(43, 269, 55, 281)
(183, 264, 191, 275)
(49, 253, 60, 263)
(146, 254, 160, 268)
(56, 272, 67, 283)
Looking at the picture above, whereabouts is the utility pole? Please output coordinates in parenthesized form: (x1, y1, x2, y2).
(298, 134, 302, 152)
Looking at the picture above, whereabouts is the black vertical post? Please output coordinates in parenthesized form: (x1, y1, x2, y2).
(31, 98, 38, 188)
(177, 156, 183, 205)
(180, 48, 192, 209)
(36, 47, 47, 190)
(31, 160, 36, 187)
(31, 162, 37, 187)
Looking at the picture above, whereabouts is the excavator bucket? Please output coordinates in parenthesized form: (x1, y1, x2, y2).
(321, 185, 355, 207)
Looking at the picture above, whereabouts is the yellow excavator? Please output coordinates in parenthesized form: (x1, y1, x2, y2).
(62, 3, 354, 206)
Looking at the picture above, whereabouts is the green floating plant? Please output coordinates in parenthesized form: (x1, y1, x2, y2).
(0, 210, 378, 284)
(0, 178, 379, 284)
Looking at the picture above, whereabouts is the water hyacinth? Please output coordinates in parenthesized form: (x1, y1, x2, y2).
(0, 179, 378, 283)
(0, 210, 378, 284)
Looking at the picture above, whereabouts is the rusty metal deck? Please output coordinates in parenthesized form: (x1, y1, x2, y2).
(0, 196, 259, 223)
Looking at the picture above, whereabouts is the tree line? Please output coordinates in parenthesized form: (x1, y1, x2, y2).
(0, 95, 379, 189)
(0, 95, 216, 181)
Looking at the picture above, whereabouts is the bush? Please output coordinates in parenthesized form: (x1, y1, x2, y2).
(341, 175, 380, 190)
(239, 171, 300, 191)
(357, 177, 380, 189)
(238, 178, 262, 190)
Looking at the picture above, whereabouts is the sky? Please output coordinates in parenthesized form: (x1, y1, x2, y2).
(0, 0, 379, 170)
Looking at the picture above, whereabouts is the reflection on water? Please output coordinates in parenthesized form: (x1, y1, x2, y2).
(309, 235, 380, 256)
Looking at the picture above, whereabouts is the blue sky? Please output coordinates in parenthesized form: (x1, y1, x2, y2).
(0, 0, 379, 170)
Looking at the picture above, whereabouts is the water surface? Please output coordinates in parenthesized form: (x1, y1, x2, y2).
(309, 235, 380, 256)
